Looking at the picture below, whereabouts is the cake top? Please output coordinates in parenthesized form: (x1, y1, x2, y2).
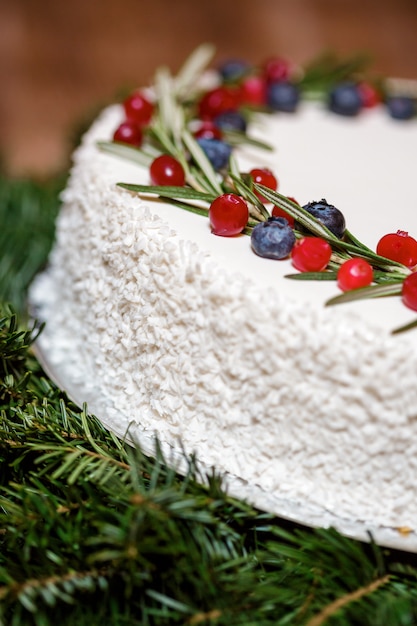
(97, 44, 417, 342)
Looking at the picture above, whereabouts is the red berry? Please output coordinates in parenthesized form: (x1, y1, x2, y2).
(376, 230, 417, 268)
(337, 258, 374, 291)
(357, 82, 381, 108)
(240, 75, 267, 106)
(123, 91, 154, 126)
(194, 120, 223, 140)
(150, 155, 185, 186)
(271, 197, 298, 227)
(249, 168, 278, 201)
(402, 272, 417, 311)
(209, 193, 249, 236)
(263, 57, 291, 83)
(113, 121, 143, 146)
(291, 237, 332, 272)
(198, 86, 241, 119)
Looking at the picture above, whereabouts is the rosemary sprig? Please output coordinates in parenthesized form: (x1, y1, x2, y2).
(325, 282, 403, 306)
(117, 183, 215, 203)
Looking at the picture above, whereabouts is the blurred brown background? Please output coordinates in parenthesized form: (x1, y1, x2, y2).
(2, 0, 417, 178)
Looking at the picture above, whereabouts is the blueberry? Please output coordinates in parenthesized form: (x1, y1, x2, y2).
(267, 81, 300, 112)
(386, 96, 415, 120)
(251, 217, 296, 259)
(218, 59, 250, 82)
(302, 199, 346, 239)
(328, 82, 362, 116)
(214, 110, 247, 132)
(196, 138, 232, 170)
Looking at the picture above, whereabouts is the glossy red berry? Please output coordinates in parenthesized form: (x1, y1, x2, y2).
(240, 75, 267, 106)
(194, 120, 223, 140)
(123, 91, 154, 126)
(271, 197, 298, 227)
(263, 57, 291, 83)
(376, 230, 417, 268)
(357, 82, 381, 108)
(150, 155, 186, 186)
(209, 193, 249, 236)
(402, 272, 417, 311)
(113, 121, 143, 146)
(198, 86, 241, 119)
(337, 258, 374, 291)
(291, 237, 332, 272)
(249, 168, 278, 201)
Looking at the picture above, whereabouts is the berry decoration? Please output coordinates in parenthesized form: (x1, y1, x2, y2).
(240, 75, 267, 106)
(198, 86, 241, 119)
(291, 237, 332, 272)
(123, 91, 154, 126)
(303, 199, 346, 239)
(267, 82, 300, 113)
(113, 122, 143, 147)
(249, 168, 278, 201)
(209, 193, 249, 236)
(194, 121, 223, 141)
(402, 273, 417, 312)
(357, 82, 381, 108)
(271, 197, 299, 227)
(251, 217, 296, 260)
(329, 83, 362, 116)
(376, 230, 417, 268)
(214, 110, 247, 132)
(386, 96, 415, 120)
(337, 258, 374, 292)
(218, 59, 250, 82)
(263, 57, 291, 83)
(150, 155, 186, 186)
(196, 138, 232, 170)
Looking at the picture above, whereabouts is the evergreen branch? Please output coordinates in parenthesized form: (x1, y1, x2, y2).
(96, 140, 153, 167)
(305, 574, 391, 626)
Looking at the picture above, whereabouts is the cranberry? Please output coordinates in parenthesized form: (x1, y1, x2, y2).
(198, 86, 241, 119)
(209, 193, 249, 236)
(271, 205, 295, 227)
(263, 57, 291, 83)
(150, 155, 185, 186)
(194, 121, 223, 141)
(357, 82, 381, 108)
(291, 237, 332, 272)
(376, 230, 417, 268)
(123, 91, 154, 126)
(240, 75, 267, 106)
(337, 258, 374, 291)
(113, 121, 143, 146)
(271, 197, 299, 227)
(249, 168, 278, 201)
(402, 273, 417, 311)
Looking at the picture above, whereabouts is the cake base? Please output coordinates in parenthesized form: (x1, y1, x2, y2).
(31, 323, 417, 553)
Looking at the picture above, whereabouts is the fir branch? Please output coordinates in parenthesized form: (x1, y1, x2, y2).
(305, 574, 391, 626)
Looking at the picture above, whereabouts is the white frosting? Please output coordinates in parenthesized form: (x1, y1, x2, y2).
(30, 101, 417, 535)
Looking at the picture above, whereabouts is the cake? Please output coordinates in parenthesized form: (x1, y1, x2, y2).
(29, 46, 417, 547)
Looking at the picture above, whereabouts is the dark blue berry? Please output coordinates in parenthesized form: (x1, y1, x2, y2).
(302, 199, 346, 238)
(218, 59, 250, 82)
(267, 81, 300, 112)
(251, 217, 296, 259)
(214, 110, 247, 132)
(328, 83, 362, 116)
(196, 138, 232, 170)
(386, 96, 415, 120)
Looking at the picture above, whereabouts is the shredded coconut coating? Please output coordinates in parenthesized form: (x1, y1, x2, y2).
(30, 106, 417, 531)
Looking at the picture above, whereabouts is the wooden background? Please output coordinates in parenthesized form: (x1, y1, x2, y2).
(2, 0, 417, 177)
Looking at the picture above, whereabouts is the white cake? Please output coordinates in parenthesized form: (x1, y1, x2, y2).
(29, 49, 417, 547)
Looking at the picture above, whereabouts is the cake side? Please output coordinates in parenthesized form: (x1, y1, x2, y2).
(30, 104, 417, 530)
